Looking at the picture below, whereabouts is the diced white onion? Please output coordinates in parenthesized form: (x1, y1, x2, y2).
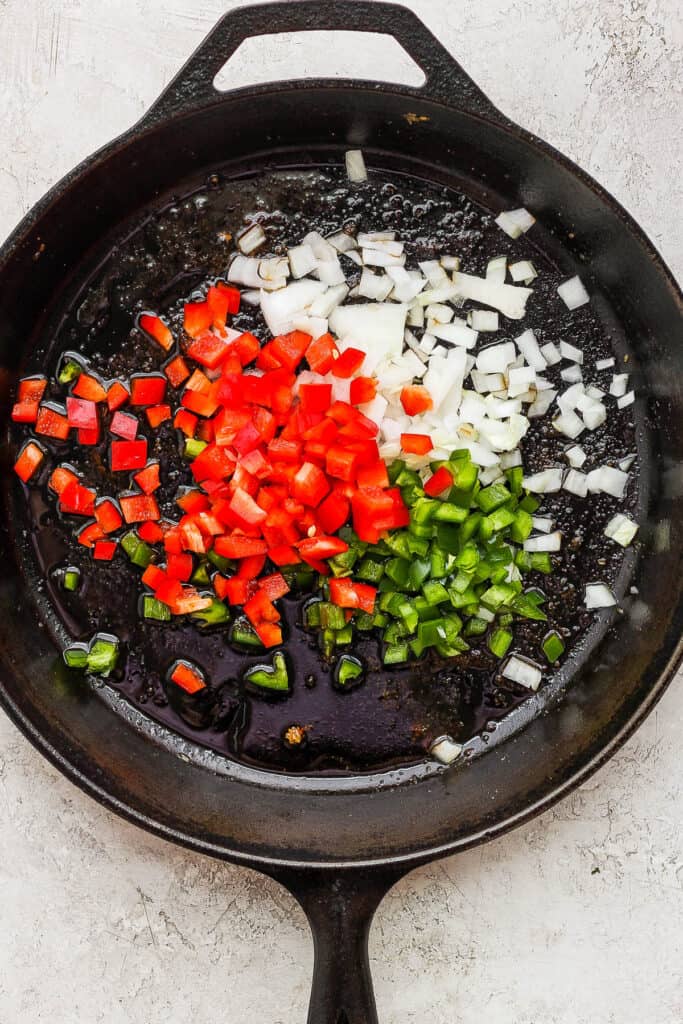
(288, 243, 318, 279)
(329, 303, 407, 374)
(586, 465, 629, 498)
(563, 469, 588, 496)
(418, 260, 448, 286)
(486, 256, 507, 283)
(502, 655, 542, 690)
(553, 410, 585, 439)
(580, 399, 606, 431)
(524, 531, 562, 552)
(469, 309, 499, 332)
(476, 342, 517, 374)
(309, 283, 349, 318)
(345, 149, 367, 182)
(509, 260, 537, 284)
(522, 468, 564, 492)
(540, 341, 562, 366)
(430, 320, 478, 349)
(531, 516, 554, 533)
(617, 390, 635, 409)
(237, 223, 266, 255)
(561, 364, 583, 384)
(604, 513, 638, 547)
(358, 268, 393, 301)
(430, 736, 463, 765)
(618, 454, 636, 472)
(362, 248, 406, 268)
(407, 302, 425, 328)
(507, 366, 537, 398)
(515, 329, 546, 371)
(425, 302, 454, 325)
(259, 279, 327, 335)
(596, 357, 615, 370)
(327, 231, 357, 253)
(500, 449, 522, 469)
(585, 583, 617, 609)
(527, 388, 557, 418)
(495, 208, 536, 239)
(560, 341, 584, 364)
(565, 445, 587, 468)
(557, 275, 590, 309)
(452, 271, 532, 321)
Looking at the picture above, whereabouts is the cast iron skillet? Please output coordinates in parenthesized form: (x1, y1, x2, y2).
(0, 3, 681, 1021)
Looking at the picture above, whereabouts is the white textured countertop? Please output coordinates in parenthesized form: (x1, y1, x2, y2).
(0, 1, 681, 1021)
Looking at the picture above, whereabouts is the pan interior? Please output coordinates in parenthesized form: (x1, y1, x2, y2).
(5, 157, 643, 780)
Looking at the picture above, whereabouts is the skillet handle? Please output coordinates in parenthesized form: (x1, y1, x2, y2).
(267, 866, 404, 1024)
(140, 0, 500, 125)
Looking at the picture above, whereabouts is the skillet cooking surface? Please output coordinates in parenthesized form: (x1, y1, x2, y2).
(9, 164, 640, 775)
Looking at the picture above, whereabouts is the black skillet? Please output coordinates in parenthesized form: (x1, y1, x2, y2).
(0, 3, 681, 1021)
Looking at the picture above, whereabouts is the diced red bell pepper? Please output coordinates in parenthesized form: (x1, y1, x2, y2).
(139, 313, 174, 351)
(12, 376, 47, 422)
(299, 383, 332, 413)
(48, 465, 78, 495)
(217, 576, 257, 605)
(266, 438, 302, 463)
(164, 354, 191, 388)
(356, 460, 389, 488)
(190, 444, 235, 484)
(291, 462, 330, 508)
(345, 439, 380, 466)
(110, 438, 147, 471)
(325, 447, 359, 482)
(106, 380, 130, 412)
(177, 488, 210, 514)
(170, 661, 206, 694)
(93, 539, 117, 561)
(179, 519, 207, 554)
(400, 384, 433, 416)
(60, 480, 96, 516)
(233, 420, 262, 456)
(183, 300, 213, 338)
(258, 573, 290, 601)
(244, 589, 280, 631)
(305, 332, 338, 373)
(349, 376, 377, 405)
(141, 563, 166, 589)
(256, 341, 283, 371)
(231, 331, 260, 366)
(66, 396, 98, 431)
(173, 409, 198, 437)
(78, 425, 100, 446)
(119, 493, 160, 523)
(181, 385, 220, 418)
(237, 553, 267, 578)
(296, 535, 349, 562)
(187, 330, 229, 369)
(301, 416, 338, 445)
(424, 466, 454, 497)
(167, 552, 193, 581)
(267, 544, 300, 566)
(78, 521, 105, 548)
(316, 491, 350, 534)
(207, 283, 240, 328)
(110, 410, 139, 440)
(229, 487, 267, 529)
(352, 487, 395, 541)
(138, 521, 164, 544)
(35, 405, 70, 440)
(13, 441, 44, 482)
(145, 404, 171, 429)
(213, 535, 268, 559)
(239, 448, 271, 479)
(253, 621, 283, 647)
(134, 462, 161, 495)
(331, 347, 366, 378)
(328, 577, 377, 614)
(73, 373, 107, 403)
(130, 374, 167, 406)
(155, 576, 185, 608)
(270, 330, 311, 372)
(94, 498, 123, 533)
(400, 432, 433, 455)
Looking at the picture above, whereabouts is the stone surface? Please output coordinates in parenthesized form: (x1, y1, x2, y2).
(0, 1, 681, 1022)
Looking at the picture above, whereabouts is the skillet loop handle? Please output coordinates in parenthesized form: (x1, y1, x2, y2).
(140, 0, 501, 125)
(268, 867, 403, 1024)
